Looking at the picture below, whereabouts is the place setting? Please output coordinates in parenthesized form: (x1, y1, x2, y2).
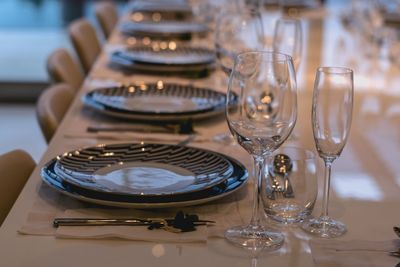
(122, 0, 208, 41)
(108, 43, 216, 77)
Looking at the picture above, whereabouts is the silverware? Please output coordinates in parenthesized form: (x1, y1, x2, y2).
(54, 217, 214, 227)
(87, 125, 174, 134)
(273, 154, 294, 198)
(87, 119, 196, 135)
(389, 248, 400, 258)
(394, 226, 400, 238)
(54, 217, 152, 227)
(53, 216, 215, 233)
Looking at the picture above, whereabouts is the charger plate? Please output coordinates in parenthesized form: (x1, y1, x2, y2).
(54, 143, 234, 196)
(41, 144, 248, 208)
(120, 21, 208, 39)
(83, 83, 226, 121)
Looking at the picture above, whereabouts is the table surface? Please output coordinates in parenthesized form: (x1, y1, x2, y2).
(1, 3, 400, 267)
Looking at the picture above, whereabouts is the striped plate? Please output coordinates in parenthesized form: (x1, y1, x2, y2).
(83, 83, 227, 121)
(41, 144, 248, 208)
(54, 143, 234, 196)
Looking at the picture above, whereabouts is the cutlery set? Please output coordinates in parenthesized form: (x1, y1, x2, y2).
(54, 211, 215, 233)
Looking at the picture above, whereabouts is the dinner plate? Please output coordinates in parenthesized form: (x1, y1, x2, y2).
(83, 83, 227, 121)
(129, 1, 192, 15)
(54, 143, 234, 196)
(128, 0, 193, 21)
(41, 146, 248, 208)
(120, 21, 208, 39)
(110, 45, 215, 69)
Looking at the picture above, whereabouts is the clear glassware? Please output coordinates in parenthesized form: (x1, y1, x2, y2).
(261, 146, 318, 225)
(302, 67, 354, 238)
(225, 51, 297, 249)
(214, 8, 264, 144)
(273, 18, 303, 71)
(215, 7, 265, 78)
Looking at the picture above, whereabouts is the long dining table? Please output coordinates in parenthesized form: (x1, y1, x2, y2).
(1, 2, 400, 266)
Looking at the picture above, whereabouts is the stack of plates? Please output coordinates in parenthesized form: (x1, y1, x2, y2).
(41, 143, 248, 208)
(110, 45, 215, 73)
(83, 82, 228, 121)
(120, 21, 208, 40)
(129, 0, 193, 21)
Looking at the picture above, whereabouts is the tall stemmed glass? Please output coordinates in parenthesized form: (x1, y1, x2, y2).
(225, 51, 297, 249)
(215, 8, 265, 78)
(302, 67, 354, 238)
(273, 18, 303, 72)
(214, 8, 264, 144)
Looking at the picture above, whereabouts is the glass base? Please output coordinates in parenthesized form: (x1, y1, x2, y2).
(224, 224, 284, 250)
(213, 133, 235, 145)
(301, 216, 347, 238)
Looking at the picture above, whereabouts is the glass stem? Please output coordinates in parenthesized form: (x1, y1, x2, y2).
(249, 156, 265, 227)
(321, 160, 333, 219)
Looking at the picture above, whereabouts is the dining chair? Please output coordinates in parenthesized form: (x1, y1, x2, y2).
(46, 48, 85, 92)
(0, 149, 35, 226)
(69, 18, 102, 74)
(95, 1, 118, 40)
(36, 83, 75, 143)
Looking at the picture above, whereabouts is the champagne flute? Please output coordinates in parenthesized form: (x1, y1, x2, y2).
(225, 51, 297, 249)
(273, 18, 302, 71)
(302, 67, 354, 238)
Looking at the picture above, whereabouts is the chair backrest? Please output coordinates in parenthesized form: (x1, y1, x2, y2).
(95, 1, 118, 39)
(36, 83, 75, 143)
(0, 150, 35, 226)
(46, 48, 84, 92)
(69, 19, 102, 74)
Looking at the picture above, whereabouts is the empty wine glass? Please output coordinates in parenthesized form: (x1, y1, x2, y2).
(273, 18, 302, 71)
(225, 51, 297, 249)
(214, 8, 264, 144)
(215, 7, 265, 79)
(302, 67, 354, 238)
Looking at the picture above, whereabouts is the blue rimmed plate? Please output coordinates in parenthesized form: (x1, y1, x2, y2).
(41, 143, 248, 208)
(83, 83, 227, 121)
(54, 143, 234, 196)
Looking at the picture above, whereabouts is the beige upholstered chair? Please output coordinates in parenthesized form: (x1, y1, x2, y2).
(69, 19, 102, 74)
(36, 84, 75, 143)
(0, 150, 35, 226)
(95, 1, 118, 39)
(46, 48, 84, 92)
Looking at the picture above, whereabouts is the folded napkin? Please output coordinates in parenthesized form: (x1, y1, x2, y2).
(310, 239, 400, 267)
(54, 204, 244, 242)
(19, 183, 251, 243)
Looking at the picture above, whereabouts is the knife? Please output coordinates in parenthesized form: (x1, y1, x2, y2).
(87, 119, 195, 135)
(53, 217, 215, 227)
(87, 125, 175, 134)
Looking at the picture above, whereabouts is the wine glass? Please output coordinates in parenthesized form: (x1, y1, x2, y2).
(214, 8, 265, 144)
(215, 7, 265, 79)
(273, 18, 302, 71)
(225, 51, 297, 249)
(302, 67, 354, 238)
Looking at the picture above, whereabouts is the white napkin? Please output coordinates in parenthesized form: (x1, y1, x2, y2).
(19, 183, 252, 243)
(310, 239, 400, 267)
(54, 202, 247, 242)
